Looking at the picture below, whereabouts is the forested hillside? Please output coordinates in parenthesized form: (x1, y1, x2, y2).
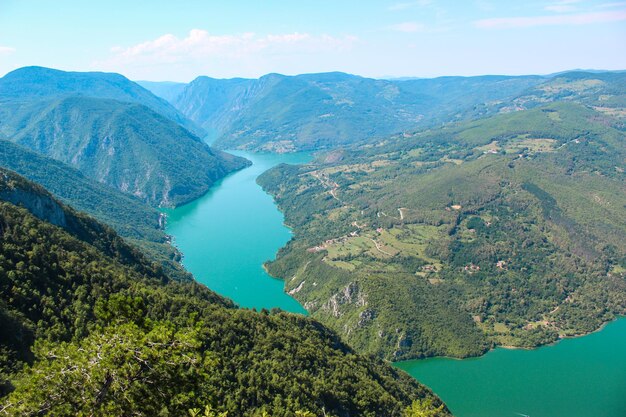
(166, 72, 543, 152)
(0, 168, 449, 416)
(0, 66, 199, 135)
(155, 71, 626, 155)
(258, 102, 626, 360)
(0, 139, 188, 278)
(0, 67, 250, 207)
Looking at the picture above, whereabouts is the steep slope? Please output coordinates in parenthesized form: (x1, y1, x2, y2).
(258, 102, 626, 360)
(0, 139, 188, 277)
(172, 72, 544, 152)
(0, 169, 449, 417)
(0, 66, 200, 135)
(4, 96, 249, 207)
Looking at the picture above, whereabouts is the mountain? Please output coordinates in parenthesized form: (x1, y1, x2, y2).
(5, 95, 249, 207)
(0, 67, 251, 207)
(488, 71, 626, 113)
(137, 80, 188, 103)
(0, 66, 201, 136)
(258, 102, 626, 361)
(0, 168, 449, 416)
(0, 139, 188, 278)
(169, 72, 544, 152)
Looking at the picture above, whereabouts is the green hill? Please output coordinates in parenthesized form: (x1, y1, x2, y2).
(3, 95, 249, 207)
(258, 102, 626, 360)
(171, 72, 544, 152)
(0, 139, 189, 278)
(500, 71, 626, 111)
(0, 66, 201, 136)
(0, 168, 449, 416)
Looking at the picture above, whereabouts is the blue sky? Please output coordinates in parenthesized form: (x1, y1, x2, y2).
(0, 0, 624, 81)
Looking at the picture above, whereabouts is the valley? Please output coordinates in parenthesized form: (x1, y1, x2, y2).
(164, 140, 626, 417)
(1, 65, 624, 417)
(2, 2, 624, 415)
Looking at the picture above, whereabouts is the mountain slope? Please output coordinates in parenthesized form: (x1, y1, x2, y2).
(172, 72, 544, 152)
(0, 169, 449, 416)
(258, 102, 626, 360)
(473, 71, 626, 128)
(4, 96, 249, 207)
(0, 139, 188, 277)
(0, 66, 201, 136)
(0, 66, 251, 207)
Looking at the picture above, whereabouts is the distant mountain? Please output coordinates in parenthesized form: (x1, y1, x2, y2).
(2, 95, 249, 207)
(0, 169, 447, 416)
(259, 102, 626, 360)
(137, 80, 188, 103)
(490, 71, 626, 112)
(0, 66, 201, 136)
(545, 68, 626, 77)
(0, 138, 188, 277)
(0, 66, 250, 207)
(169, 72, 544, 152)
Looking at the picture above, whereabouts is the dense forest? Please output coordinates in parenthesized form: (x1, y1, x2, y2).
(157, 72, 544, 152)
(258, 101, 626, 360)
(0, 67, 250, 207)
(0, 168, 449, 416)
(0, 138, 191, 279)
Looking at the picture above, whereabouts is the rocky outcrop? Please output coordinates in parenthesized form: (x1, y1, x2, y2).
(0, 171, 67, 228)
(323, 282, 367, 318)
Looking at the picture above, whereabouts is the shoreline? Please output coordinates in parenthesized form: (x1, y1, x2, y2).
(394, 315, 625, 364)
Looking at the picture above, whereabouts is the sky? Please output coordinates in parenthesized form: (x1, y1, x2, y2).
(0, 0, 624, 81)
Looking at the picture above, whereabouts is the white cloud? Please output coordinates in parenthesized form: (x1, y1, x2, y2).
(474, 9, 626, 28)
(93, 30, 359, 80)
(545, 4, 578, 12)
(0, 46, 15, 55)
(597, 1, 626, 8)
(388, 0, 433, 11)
(545, 0, 582, 13)
(106, 30, 356, 61)
(389, 22, 426, 33)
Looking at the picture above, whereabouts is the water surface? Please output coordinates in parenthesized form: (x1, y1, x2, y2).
(396, 318, 626, 417)
(166, 149, 625, 417)
(165, 151, 310, 312)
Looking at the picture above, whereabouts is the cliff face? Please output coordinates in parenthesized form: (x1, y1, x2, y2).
(0, 172, 67, 228)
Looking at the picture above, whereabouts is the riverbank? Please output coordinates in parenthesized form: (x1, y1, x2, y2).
(395, 317, 626, 417)
(164, 150, 311, 313)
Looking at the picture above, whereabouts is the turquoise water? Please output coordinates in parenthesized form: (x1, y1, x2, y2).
(166, 150, 625, 417)
(396, 318, 626, 417)
(165, 151, 310, 312)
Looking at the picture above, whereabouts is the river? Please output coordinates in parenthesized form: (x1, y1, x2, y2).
(164, 150, 310, 313)
(165, 151, 626, 417)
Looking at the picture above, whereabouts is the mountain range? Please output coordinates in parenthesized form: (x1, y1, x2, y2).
(0, 67, 249, 207)
(0, 65, 624, 415)
(144, 72, 545, 152)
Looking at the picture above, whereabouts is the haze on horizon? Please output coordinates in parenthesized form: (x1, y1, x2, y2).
(0, 0, 625, 82)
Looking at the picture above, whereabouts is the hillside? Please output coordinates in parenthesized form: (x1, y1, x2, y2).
(492, 71, 626, 113)
(170, 72, 544, 152)
(0, 66, 201, 136)
(0, 139, 188, 278)
(2, 95, 250, 207)
(0, 168, 449, 416)
(258, 102, 626, 360)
